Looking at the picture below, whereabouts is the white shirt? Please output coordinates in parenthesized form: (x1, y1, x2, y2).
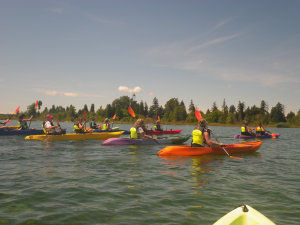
(44, 121, 53, 129)
(136, 127, 144, 134)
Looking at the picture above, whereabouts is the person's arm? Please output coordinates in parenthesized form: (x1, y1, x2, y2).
(261, 127, 269, 133)
(77, 123, 84, 129)
(22, 115, 33, 122)
(203, 132, 221, 147)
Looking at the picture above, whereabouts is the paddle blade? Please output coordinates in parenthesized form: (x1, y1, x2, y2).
(230, 156, 243, 160)
(195, 110, 202, 120)
(158, 116, 160, 120)
(34, 100, 38, 109)
(6, 120, 11, 124)
(113, 114, 116, 120)
(83, 110, 86, 119)
(13, 106, 20, 114)
(128, 106, 135, 118)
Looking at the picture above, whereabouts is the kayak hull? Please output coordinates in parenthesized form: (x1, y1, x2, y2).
(0, 129, 44, 136)
(157, 141, 262, 156)
(25, 131, 124, 141)
(213, 204, 275, 225)
(92, 129, 130, 134)
(145, 129, 182, 135)
(234, 133, 281, 139)
(102, 135, 191, 145)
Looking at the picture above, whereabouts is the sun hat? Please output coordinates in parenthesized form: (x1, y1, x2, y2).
(105, 118, 109, 121)
(46, 114, 54, 118)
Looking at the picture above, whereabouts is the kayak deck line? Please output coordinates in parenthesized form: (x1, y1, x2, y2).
(25, 131, 124, 141)
(213, 204, 276, 225)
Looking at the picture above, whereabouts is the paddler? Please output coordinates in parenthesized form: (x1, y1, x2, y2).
(90, 116, 101, 129)
(103, 118, 113, 131)
(130, 119, 157, 139)
(43, 114, 66, 135)
(241, 121, 255, 136)
(17, 114, 36, 130)
(255, 123, 270, 135)
(154, 120, 163, 131)
(74, 117, 92, 133)
(0, 119, 11, 130)
(192, 118, 222, 147)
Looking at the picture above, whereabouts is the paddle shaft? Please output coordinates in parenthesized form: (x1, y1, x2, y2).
(210, 130, 234, 158)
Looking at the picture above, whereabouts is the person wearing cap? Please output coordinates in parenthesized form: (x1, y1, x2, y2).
(43, 114, 66, 135)
(17, 114, 36, 130)
(241, 121, 255, 136)
(90, 116, 101, 129)
(74, 117, 92, 133)
(191, 118, 221, 147)
(103, 118, 113, 131)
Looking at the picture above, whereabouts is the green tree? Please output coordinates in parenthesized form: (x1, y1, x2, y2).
(188, 100, 195, 114)
(270, 102, 286, 123)
(90, 104, 95, 113)
(211, 102, 218, 112)
(83, 104, 89, 112)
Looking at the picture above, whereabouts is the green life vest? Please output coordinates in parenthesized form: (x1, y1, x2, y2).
(74, 122, 83, 132)
(256, 127, 261, 132)
(18, 121, 28, 129)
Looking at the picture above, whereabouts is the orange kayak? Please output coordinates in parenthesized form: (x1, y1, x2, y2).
(157, 141, 262, 156)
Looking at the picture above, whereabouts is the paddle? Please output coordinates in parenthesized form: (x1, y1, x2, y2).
(2, 106, 20, 126)
(210, 131, 243, 160)
(112, 114, 116, 128)
(194, 110, 242, 160)
(28, 101, 38, 128)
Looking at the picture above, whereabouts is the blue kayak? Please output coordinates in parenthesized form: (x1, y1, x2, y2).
(92, 129, 130, 135)
(0, 129, 45, 136)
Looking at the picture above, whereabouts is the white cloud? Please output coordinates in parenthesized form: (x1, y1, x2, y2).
(118, 86, 142, 93)
(63, 93, 78, 97)
(45, 91, 58, 96)
(147, 92, 154, 96)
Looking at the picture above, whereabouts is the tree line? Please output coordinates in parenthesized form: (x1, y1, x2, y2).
(1, 96, 300, 127)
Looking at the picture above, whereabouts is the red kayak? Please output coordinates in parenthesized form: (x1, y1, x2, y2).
(157, 141, 262, 156)
(145, 129, 182, 135)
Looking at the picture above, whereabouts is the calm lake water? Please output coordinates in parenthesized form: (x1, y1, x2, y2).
(1, 121, 299, 224)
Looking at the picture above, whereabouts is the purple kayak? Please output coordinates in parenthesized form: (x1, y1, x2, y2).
(234, 133, 281, 139)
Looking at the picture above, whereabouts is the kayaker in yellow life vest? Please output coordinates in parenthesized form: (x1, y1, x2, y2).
(154, 120, 163, 131)
(241, 121, 255, 136)
(103, 118, 113, 131)
(255, 123, 269, 135)
(74, 117, 92, 133)
(17, 114, 36, 130)
(130, 119, 156, 139)
(192, 118, 222, 147)
(43, 114, 66, 135)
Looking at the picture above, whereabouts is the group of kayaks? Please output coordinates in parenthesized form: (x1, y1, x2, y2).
(1, 125, 279, 158)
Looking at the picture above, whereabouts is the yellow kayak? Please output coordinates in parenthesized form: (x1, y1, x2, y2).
(214, 204, 275, 225)
(25, 131, 124, 141)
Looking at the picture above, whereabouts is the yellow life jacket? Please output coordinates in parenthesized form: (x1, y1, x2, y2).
(103, 124, 107, 130)
(130, 127, 142, 139)
(255, 127, 261, 132)
(154, 125, 157, 130)
(73, 122, 83, 132)
(43, 121, 54, 134)
(241, 126, 246, 132)
(192, 129, 204, 145)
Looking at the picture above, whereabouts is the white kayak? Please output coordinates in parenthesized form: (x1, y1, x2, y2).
(213, 204, 275, 225)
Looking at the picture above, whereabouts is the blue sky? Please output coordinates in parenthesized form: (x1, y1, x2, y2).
(1, 0, 300, 115)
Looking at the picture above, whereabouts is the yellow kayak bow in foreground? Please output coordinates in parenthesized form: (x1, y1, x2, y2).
(214, 204, 275, 225)
(25, 131, 124, 141)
